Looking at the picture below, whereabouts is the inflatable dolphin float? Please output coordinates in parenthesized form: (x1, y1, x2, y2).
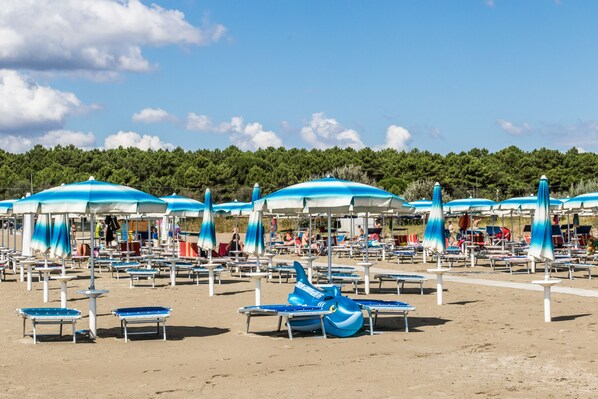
(287, 261, 363, 337)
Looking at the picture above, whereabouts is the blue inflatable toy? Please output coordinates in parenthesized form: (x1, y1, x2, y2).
(287, 261, 363, 337)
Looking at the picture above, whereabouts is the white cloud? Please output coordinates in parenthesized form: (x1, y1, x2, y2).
(496, 119, 532, 136)
(0, 135, 33, 153)
(132, 108, 175, 123)
(38, 129, 96, 149)
(0, 70, 84, 133)
(235, 122, 282, 151)
(377, 125, 412, 151)
(104, 130, 174, 150)
(300, 113, 365, 150)
(186, 113, 282, 150)
(0, 0, 226, 73)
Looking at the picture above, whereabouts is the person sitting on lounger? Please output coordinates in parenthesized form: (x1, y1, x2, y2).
(353, 225, 365, 241)
(283, 231, 295, 245)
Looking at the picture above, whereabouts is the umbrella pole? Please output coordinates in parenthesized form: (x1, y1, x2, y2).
(327, 209, 332, 281)
(89, 213, 95, 290)
(126, 216, 131, 262)
(14, 216, 17, 251)
(364, 213, 369, 264)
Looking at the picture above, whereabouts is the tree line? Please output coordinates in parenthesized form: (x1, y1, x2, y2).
(1, 144, 597, 203)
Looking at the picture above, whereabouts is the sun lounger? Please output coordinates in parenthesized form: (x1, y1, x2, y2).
(315, 272, 361, 294)
(112, 306, 171, 343)
(192, 265, 223, 285)
(125, 268, 159, 288)
(374, 273, 425, 295)
(109, 261, 141, 279)
(393, 249, 416, 264)
(238, 304, 332, 339)
(17, 307, 81, 344)
(353, 299, 416, 335)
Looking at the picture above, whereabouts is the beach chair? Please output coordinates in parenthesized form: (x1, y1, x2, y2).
(238, 304, 331, 340)
(353, 299, 416, 334)
(17, 307, 81, 344)
(125, 268, 159, 288)
(112, 306, 171, 343)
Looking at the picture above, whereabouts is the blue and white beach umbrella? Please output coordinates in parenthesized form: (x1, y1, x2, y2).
(528, 176, 555, 275)
(14, 177, 167, 215)
(255, 176, 410, 214)
(256, 176, 412, 280)
(562, 192, 598, 211)
(244, 183, 265, 257)
(50, 214, 71, 259)
(408, 199, 433, 214)
(0, 199, 16, 249)
(31, 214, 52, 255)
(444, 197, 496, 213)
(13, 177, 166, 338)
(496, 195, 562, 212)
(159, 193, 203, 217)
(423, 183, 446, 260)
(197, 188, 216, 259)
(0, 199, 14, 215)
(213, 200, 252, 216)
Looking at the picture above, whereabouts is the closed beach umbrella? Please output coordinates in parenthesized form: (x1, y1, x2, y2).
(244, 183, 265, 259)
(50, 214, 71, 260)
(197, 188, 216, 261)
(528, 175, 560, 323)
(423, 182, 446, 263)
(31, 214, 52, 257)
(528, 176, 555, 274)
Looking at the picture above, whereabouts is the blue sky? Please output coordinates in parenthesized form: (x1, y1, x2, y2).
(1, 0, 597, 154)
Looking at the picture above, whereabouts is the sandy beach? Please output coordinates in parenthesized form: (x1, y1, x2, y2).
(1, 234, 598, 398)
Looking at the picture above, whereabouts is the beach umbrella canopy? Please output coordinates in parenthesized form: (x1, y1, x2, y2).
(159, 193, 203, 217)
(528, 176, 555, 272)
(50, 214, 71, 259)
(31, 214, 52, 254)
(0, 199, 15, 215)
(423, 183, 446, 255)
(13, 177, 166, 215)
(444, 197, 496, 214)
(495, 196, 562, 212)
(197, 188, 216, 257)
(244, 184, 265, 256)
(408, 199, 432, 214)
(256, 176, 412, 279)
(213, 200, 252, 216)
(562, 192, 598, 211)
(255, 176, 411, 214)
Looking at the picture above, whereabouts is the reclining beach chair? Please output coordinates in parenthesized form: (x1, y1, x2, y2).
(17, 307, 81, 344)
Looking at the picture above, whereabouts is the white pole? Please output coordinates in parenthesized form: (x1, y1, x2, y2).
(255, 278, 262, 306)
(543, 285, 552, 322)
(327, 209, 332, 280)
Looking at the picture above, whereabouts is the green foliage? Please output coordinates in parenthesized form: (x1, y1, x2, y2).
(0, 145, 596, 203)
